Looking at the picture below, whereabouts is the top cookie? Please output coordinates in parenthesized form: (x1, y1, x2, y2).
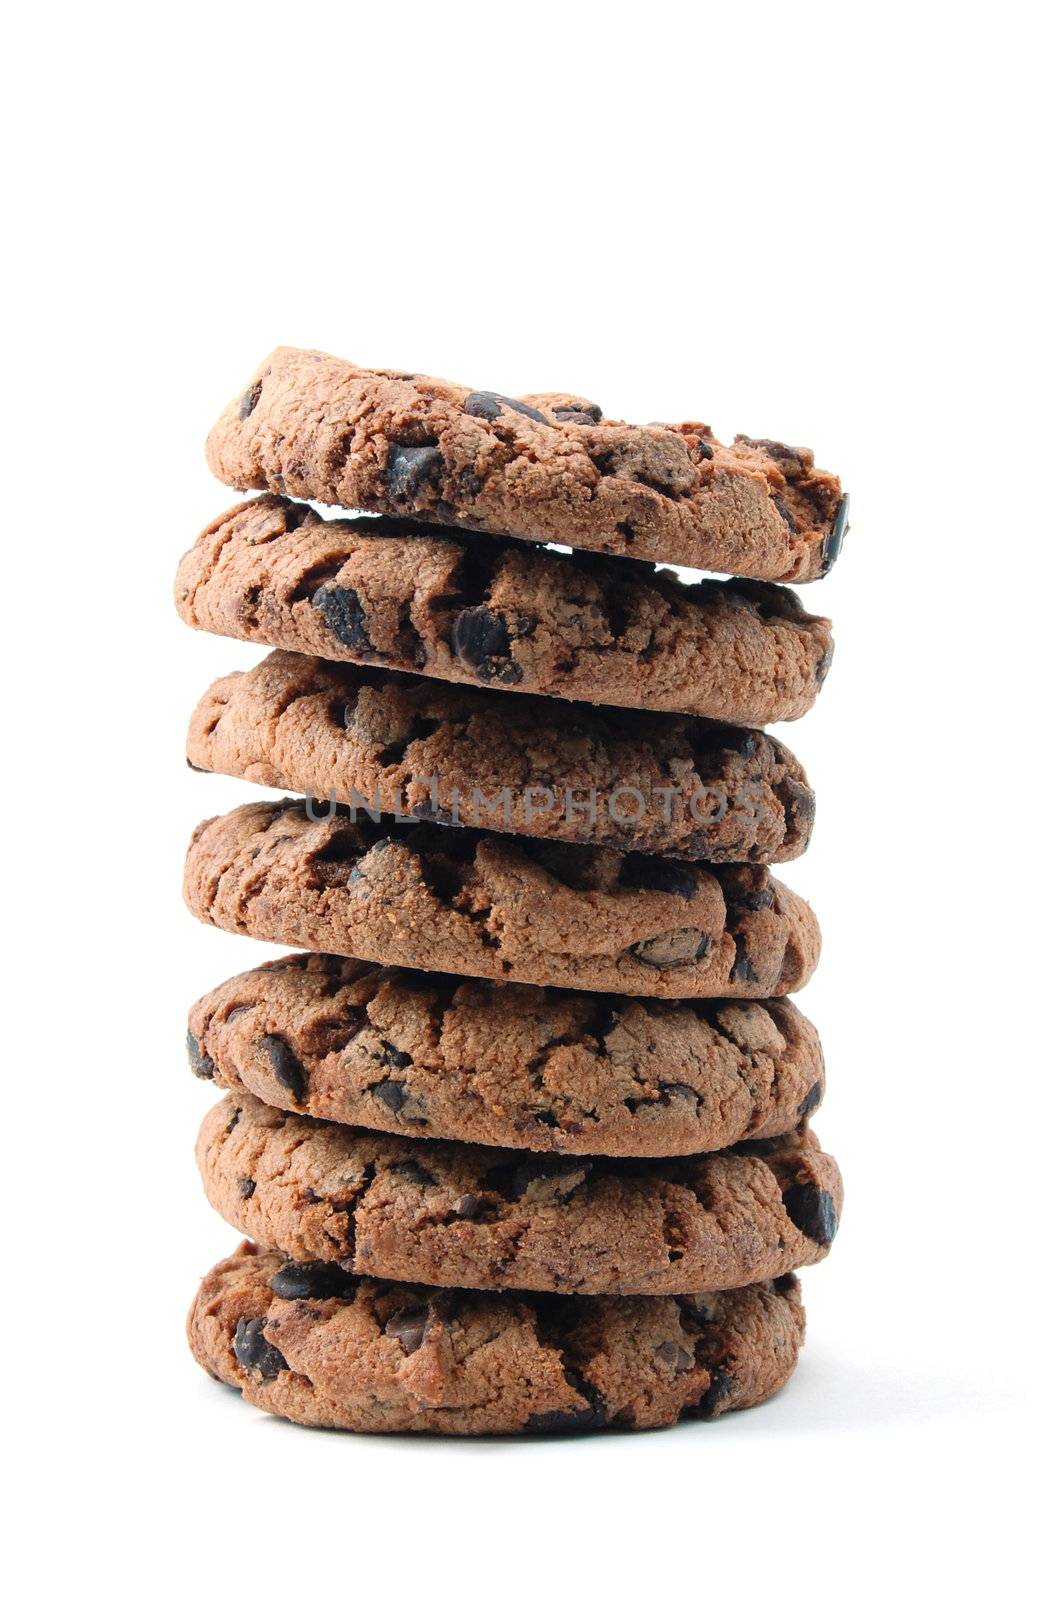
(206, 346, 849, 580)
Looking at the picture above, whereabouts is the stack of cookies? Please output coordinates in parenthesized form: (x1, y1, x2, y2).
(178, 347, 848, 1436)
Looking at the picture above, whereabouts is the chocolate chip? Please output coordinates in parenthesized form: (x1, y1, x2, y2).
(782, 1182, 837, 1245)
(271, 1261, 359, 1300)
(464, 391, 502, 420)
(814, 639, 835, 688)
(452, 606, 523, 684)
(453, 604, 507, 658)
(312, 583, 370, 651)
(236, 1177, 256, 1199)
(391, 1158, 438, 1186)
(375, 1039, 413, 1070)
(238, 381, 262, 420)
(726, 874, 775, 912)
(385, 1306, 431, 1354)
(386, 442, 443, 499)
(232, 1316, 288, 1380)
(618, 855, 698, 900)
(731, 933, 760, 984)
(629, 928, 709, 970)
(525, 1370, 608, 1433)
(770, 493, 798, 533)
(553, 400, 604, 427)
(186, 1030, 215, 1081)
(772, 1272, 798, 1294)
(552, 399, 602, 424)
(654, 1340, 696, 1371)
(796, 1080, 823, 1119)
(821, 492, 850, 573)
(371, 1080, 408, 1113)
(260, 1035, 307, 1102)
(779, 774, 815, 836)
(690, 1369, 734, 1418)
(464, 391, 550, 425)
(676, 1299, 716, 1333)
(697, 438, 714, 460)
(452, 1192, 484, 1219)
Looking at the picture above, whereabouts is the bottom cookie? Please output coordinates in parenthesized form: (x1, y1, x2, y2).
(188, 1241, 805, 1435)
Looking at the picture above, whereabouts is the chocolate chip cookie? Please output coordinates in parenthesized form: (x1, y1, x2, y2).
(183, 801, 820, 1000)
(198, 1091, 841, 1294)
(175, 496, 834, 723)
(188, 651, 815, 863)
(188, 954, 825, 1159)
(205, 347, 848, 580)
(189, 1241, 805, 1435)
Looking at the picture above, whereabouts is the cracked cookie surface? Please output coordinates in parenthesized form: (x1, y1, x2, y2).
(188, 650, 815, 863)
(197, 1090, 841, 1294)
(183, 800, 820, 1000)
(188, 954, 825, 1158)
(189, 1241, 805, 1435)
(174, 495, 834, 723)
(205, 347, 848, 580)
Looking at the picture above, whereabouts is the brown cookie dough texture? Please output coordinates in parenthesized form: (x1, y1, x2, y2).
(183, 800, 820, 1000)
(188, 651, 815, 864)
(205, 348, 848, 581)
(189, 1241, 805, 1435)
(188, 954, 825, 1159)
(175, 496, 834, 723)
(197, 1091, 841, 1295)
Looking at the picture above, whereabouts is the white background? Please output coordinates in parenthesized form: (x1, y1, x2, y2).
(5, 2, 1060, 1594)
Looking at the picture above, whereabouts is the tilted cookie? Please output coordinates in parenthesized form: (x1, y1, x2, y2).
(175, 496, 834, 722)
(189, 1241, 805, 1435)
(183, 801, 820, 1000)
(205, 347, 848, 580)
(198, 1091, 842, 1295)
(188, 955, 825, 1159)
(188, 651, 816, 864)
